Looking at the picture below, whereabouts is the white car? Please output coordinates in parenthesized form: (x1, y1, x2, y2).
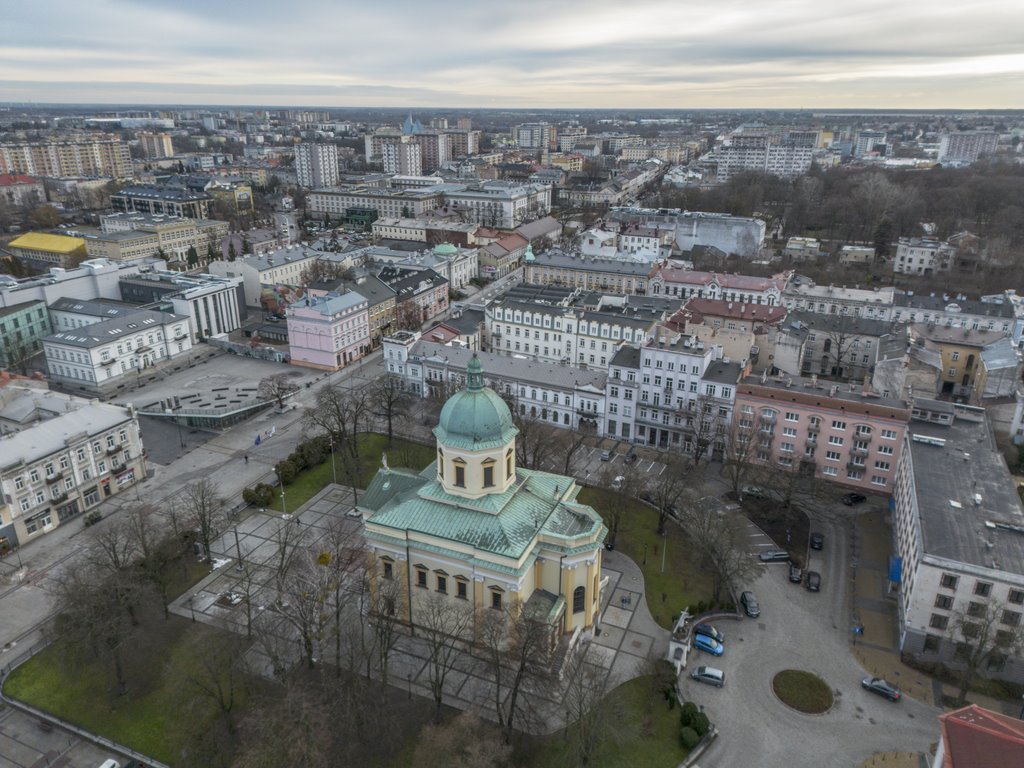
(611, 476, 625, 490)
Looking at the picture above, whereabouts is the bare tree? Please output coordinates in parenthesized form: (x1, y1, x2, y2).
(304, 384, 371, 501)
(271, 547, 333, 670)
(298, 259, 348, 286)
(170, 630, 249, 736)
(397, 300, 424, 331)
(553, 427, 589, 477)
(417, 593, 475, 722)
(368, 573, 403, 686)
(721, 415, 759, 495)
(180, 479, 227, 562)
(258, 374, 299, 409)
(371, 374, 409, 445)
(411, 711, 512, 768)
(679, 499, 763, 606)
(947, 598, 1024, 706)
(596, 463, 641, 550)
(561, 644, 620, 768)
(683, 394, 727, 466)
(643, 455, 696, 535)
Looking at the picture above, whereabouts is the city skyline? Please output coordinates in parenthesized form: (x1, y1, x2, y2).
(3, 0, 1022, 109)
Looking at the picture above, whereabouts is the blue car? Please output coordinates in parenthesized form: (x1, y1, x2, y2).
(693, 634, 724, 656)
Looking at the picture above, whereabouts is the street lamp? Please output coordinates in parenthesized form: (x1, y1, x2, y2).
(188, 596, 195, 623)
(328, 437, 337, 486)
(234, 526, 244, 571)
(280, 488, 288, 518)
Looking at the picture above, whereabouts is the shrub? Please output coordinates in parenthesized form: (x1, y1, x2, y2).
(690, 711, 710, 737)
(287, 450, 308, 472)
(276, 460, 297, 485)
(243, 483, 275, 507)
(83, 510, 102, 527)
(299, 437, 326, 467)
(680, 726, 701, 750)
(679, 701, 699, 728)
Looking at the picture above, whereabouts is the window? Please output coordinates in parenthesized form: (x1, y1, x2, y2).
(382, 560, 394, 580)
(929, 614, 949, 630)
(14, 476, 24, 490)
(436, 575, 448, 594)
(940, 573, 959, 590)
(967, 601, 986, 618)
(490, 590, 503, 610)
(785, 412, 799, 422)
(416, 569, 428, 588)
(437, 448, 444, 479)
(1001, 610, 1021, 627)
(874, 461, 891, 471)
(506, 449, 513, 478)
(974, 581, 992, 597)
(934, 595, 953, 610)
(1009, 589, 1024, 605)
(828, 436, 844, 446)
(456, 580, 468, 600)
(881, 429, 897, 440)
(923, 635, 941, 653)
(454, 462, 465, 488)
(483, 462, 495, 488)
(573, 586, 586, 614)
(29, 469, 39, 483)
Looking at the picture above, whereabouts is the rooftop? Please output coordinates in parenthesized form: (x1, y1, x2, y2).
(785, 281, 895, 304)
(908, 409, 1024, 573)
(49, 297, 137, 318)
(8, 232, 86, 254)
(44, 308, 186, 349)
(738, 373, 910, 417)
(113, 184, 211, 202)
(895, 291, 1016, 319)
(938, 704, 1024, 768)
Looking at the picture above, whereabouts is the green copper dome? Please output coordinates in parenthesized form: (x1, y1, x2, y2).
(434, 355, 517, 450)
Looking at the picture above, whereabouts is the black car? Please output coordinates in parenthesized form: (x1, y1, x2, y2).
(809, 532, 824, 550)
(741, 590, 760, 618)
(805, 571, 821, 592)
(759, 549, 790, 563)
(842, 492, 867, 506)
(861, 677, 901, 701)
(788, 563, 803, 583)
(694, 623, 725, 643)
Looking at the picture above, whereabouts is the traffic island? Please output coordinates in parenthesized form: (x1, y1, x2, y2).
(771, 669, 834, 714)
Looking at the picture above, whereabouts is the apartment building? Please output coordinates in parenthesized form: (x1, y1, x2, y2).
(667, 298, 787, 369)
(410, 131, 451, 172)
(306, 185, 445, 222)
(137, 132, 174, 158)
(286, 291, 370, 371)
(938, 132, 998, 165)
(783, 280, 895, 320)
(708, 138, 813, 181)
(0, 136, 133, 179)
(523, 249, 651, 295)
(370, 217, 479, 246)
(308, 273, 395, 349)
(295, 143, 340, 188)
(6, 233, 87, 271)
(384, 334, 607, 432)
(792, 312, 897, 380)
(908, 325, 1022, 402)
(207, 246, 320, 307)
(381, 138, 423, 176)
(110, 185, 212, 219)
(894, 291, 1020, 347)
(377, 265, 449, 328)
(892, 400, 1024, 684)
(42, 308, 194, 395)
(649, 266, 787, 305)
(0, 386, 145, 545)
(735, 375, 910, 493)
(0, 174, 45, 207)
(514, 123, 556, 150)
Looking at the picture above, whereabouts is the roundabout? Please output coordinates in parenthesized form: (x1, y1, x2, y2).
(771, 669, 834, 715)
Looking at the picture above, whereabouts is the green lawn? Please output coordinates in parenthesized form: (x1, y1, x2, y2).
(268, 433, 435, 512)
(527, 675, 687, 768)
(579, 487, 715, 629)
(771, 670, 833, 714)
(3, 620, 234, 764)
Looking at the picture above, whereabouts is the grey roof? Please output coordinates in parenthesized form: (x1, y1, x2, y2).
(525, 248, 651, 277)
(981, 336, 1021, 371)
(894, 291, 1015, 319)
(44, 308, 186, 348)
(610, 345, 642, 369)
(0, 299, 44, 319)
(515, 216, 562, 240)
(411, 341, 607, 391)
(907, 415, 1024, 573)
(790, 311, 895, 337)
(312, 274, 396, 307)
(446, 308, 485, 335)
(0, 391, 134, 469)
(377, 265, 448, 297)
(703, 361, 743, 386)
(236, 247, 320, 272)
(113, 185, 211, 202)
(49, 297, 137, 318)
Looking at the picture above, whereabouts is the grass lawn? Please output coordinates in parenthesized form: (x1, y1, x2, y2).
(268, 433, 435, 512)
(771, 669, 833, 714)
(526, 675, 687, 768)
(3, 619, 235, 764)
(578, 487, 714, 629)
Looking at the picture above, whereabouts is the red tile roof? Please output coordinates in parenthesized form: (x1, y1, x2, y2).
(678, 297, 788, 325)
(650, 266, 787, 291)
(0, 174, 42, 186)
(939, 704, 1024, 768)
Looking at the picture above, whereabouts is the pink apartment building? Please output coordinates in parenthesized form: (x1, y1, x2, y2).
(286, 291, 370, 371)
(735, 376, 911, 494)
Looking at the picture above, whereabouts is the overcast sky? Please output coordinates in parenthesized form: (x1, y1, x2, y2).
(3, 0, 1022, 108)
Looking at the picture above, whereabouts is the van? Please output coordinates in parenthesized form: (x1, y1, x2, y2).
(691, 666, 725, 687)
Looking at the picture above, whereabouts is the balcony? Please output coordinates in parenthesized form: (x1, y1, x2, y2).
(99, 357, 117, 366)
(106, 444, 122, 455)
(847, 461, 865, 472)
(111, 461, 126, 473)
(851, 446, 869, 458)
(51, 491, 68, 503)
(134, 344, 151, 353)
(807, 422, 820, 434)
(45, 471, 63, 484)
(760, 413, 777, 424)
(805, 435, 817, 446)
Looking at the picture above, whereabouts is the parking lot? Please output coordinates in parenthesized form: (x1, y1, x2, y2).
(684, 516, 939, 767)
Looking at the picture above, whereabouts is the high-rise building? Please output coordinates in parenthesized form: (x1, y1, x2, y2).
(854, 131, 889, 157)
(514, 123, 556, 150)
(938, 131, 998, 164)
(137, 132, 174, 158)
(0, 136, 133, 179)
(294, 143, 340, 188)
(456, 117, 472, 130)
(410, 132, 451, 172)
(381, 137, 423, 176)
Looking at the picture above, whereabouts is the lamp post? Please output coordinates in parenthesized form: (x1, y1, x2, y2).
(280, 488, 288, 518)
(328, 437, 337, 486)
(234, 526, 244, 571)
(660, 530, 668, 575)
(188, 596, 195, 623)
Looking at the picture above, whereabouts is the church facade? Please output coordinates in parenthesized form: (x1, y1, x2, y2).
(359, 354, 607, 642)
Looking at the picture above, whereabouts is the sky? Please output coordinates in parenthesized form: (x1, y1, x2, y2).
(2, 0, 1022, 109)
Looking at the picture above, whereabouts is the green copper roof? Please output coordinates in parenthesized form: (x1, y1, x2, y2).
(360, 463, 606, 560)
(433, 354, 517, 450)
(433, 242, 458, 255)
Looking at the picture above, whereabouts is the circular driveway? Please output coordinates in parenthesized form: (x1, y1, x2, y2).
(685, 517, 939, 767)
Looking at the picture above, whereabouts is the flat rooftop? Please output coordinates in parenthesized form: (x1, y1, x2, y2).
(909, 416, 1024, 573)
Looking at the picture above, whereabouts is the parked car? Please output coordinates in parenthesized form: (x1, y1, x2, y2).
(861, 677, 901, 701)
(805, 571, 821, 592)
(693, 634, 724, 656)
(611, 475, 625, 491)
(809, 532, 824, 550)
(742, 485, 768, 499)
(789, 563, 803, 583)
(624, 447, 638, 464)
(600, 448, 614, 461)
(842, 492, 867, 506)
(694, 623, 725, 643)
(759, 549, 790, 563)
(741, 591, 760, 618)
(690, 666, 725, 687)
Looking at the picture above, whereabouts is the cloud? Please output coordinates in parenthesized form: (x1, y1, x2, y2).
(1, 0, 1021, 107)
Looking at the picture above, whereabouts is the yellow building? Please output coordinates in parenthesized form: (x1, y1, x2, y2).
(6, 232, 87, 270)
(359, 356, 607, 646)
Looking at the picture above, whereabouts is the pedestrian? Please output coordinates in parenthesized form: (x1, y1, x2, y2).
(244, 454, 249, 464)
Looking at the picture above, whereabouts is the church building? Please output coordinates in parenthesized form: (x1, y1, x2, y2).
(359, 354, 607, 643)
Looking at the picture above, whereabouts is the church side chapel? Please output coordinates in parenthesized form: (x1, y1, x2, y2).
(359, 354, 607, 650)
